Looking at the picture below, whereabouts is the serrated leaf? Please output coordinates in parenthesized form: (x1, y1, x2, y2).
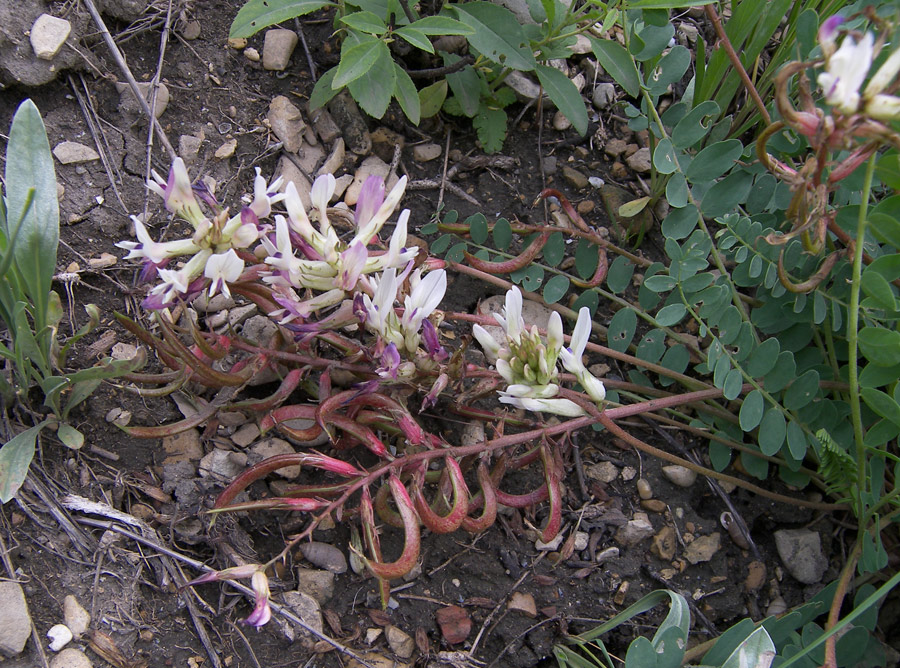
(589, 37, 640, 97)
(340, 11, 387, 34)
(230, 0, 334, 38)
(535, 64, 588, 136)
(450, 2, 536, 71)
(418, 79, 447, 118)
(392, 63, 420, 124)
(335, 36, 386, 89)
(395, 26, 433, 52)
(473, 107, 507, 153)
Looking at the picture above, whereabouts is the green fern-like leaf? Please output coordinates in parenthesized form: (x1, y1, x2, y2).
(815, 428, 856, 503)
(474, 107, 507, 154)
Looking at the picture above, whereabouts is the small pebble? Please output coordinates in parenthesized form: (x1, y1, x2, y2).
(47, 624, 73, 651)
(244, 47, 260, 62)
(662, 465, 697, 487)
(636, 478, 652, 500)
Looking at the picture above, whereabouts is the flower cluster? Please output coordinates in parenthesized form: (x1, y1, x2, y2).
(817, 16, 900, 120)
(473, 287, 605, 416)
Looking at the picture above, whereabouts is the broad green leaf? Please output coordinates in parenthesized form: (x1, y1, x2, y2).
(661, 204, 699, 240)
(468, 212, 488, 243)
(7, 100, 58, 334)
(395, 26, 433, 52)
(763, 351, 795, 393)
(444, 55, 482, 117)
(0, 421, 44, 503)
(535, 64, 588, 136)
(739, 389, 764, 431)
(786, 420, 808, 460)
(57, 423, 84, 450)
(340, 11, 387, 34)
(334, 36, 385, 89)
(647, 45, 691, 94)
(230, 0, 334, 38)
(493, 217, 512, 249)
(607, 308, 637, 352)
(876, 153, 900, 190)
(392, 63, 421, 124)
(858, 327, 900, 367)
(309, 67, 341, 111)
(589, 37, 640, 97)
(450, 2, 536, 71)
(347, 40, 395, 117)
(686, 139, 743, 183)
(627, 0, 713, 6)
(632, 22, 674, 61)
(655, 303, 685, 326)
(671, 100, 720, 149)
(745, 337, 780, 377)
(473, 107, 507, 153)
(721, 627, 776, 668)
(606, 255, 634, 293)
(636, 329, 666, 364)
(861, 268, 897, 311)
(741, 447, 769, 480)
(723, 367, 743, 400)
(543, 275, 569, 304)
(784, 369, 819, 410)
(700, 170, 753, 217)
(666, 172, 688, 207)
(542, 231, 565, 267)
(418, 80, 448, 118)
(861, 388, 900, 427)
(520, 264, 544, 291)
(408, 15, 474, 35)
(653, 138, 677, 174)
(869, 213, 900, 251)
(619, 196, 651, 217)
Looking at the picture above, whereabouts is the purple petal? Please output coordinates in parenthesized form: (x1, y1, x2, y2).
(355, 176, 385, 227)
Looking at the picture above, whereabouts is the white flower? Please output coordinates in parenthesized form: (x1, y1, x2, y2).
(472, 324, 502, 361)
(248, 167, 284, 219)
(494, 286, 524, 345)
(117, 216, 200, 264)
(559, 307, 606, 404)
(818, 32, 874, 114)
(148, 157, 204, 224)
(499, 395, 585, 417)
(355, 176, 408, 245)
(363, 268, 400, 340)
(364, 210, 419, 273)
(204, 249, 244, 299)
(149, 250, 211, 305)
(402, 269, 447, 336)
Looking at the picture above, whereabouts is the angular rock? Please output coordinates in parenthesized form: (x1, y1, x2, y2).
(505, 70, 542, 101)
(215, 138, 237, 159)
(230, 423, 260, 448)
(571, 34, 592, 55)
(281, 591, 323, 643)
(317, 138, 345, 177)
(268, 96, 307, 154)
(625, 147, 651, 174)
(242, 314, 278, 346)
(162, 429, 203, 464)
(604, 138, 628, 158)
(327, 91, 372, 155)
(774, 529, 828, 584)
(50, 648, 92, 668)
(178, 134, 203, 165)
(435, 605, 471, 644)
(198, 448, 248, 480)
(508, 591, 537, 618)
(308, 105, 342, 144)
(345, 155, 391, 206)
(53, 141, 99, 164)
(295, 140, 326, 175)
(30, 14, 70, 60)
(684, 533, 721, 564)
(562, 166, 589, 189)
(114, 81, 170, 118)
(249, 438, 299, 478)
(651, 526, 676, 560)
(263, 28, 298, 71)
(0, 582, 31, 656)
(296, 568, 335, 604)
(615, 518, 655, 547)
(386, 625, 415, 659)
(585, 461, 618, 484)
(277, 156, 313, 208)
(63, 595, 90, 637)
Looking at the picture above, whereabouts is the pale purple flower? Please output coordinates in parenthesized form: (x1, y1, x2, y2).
(337, 241, 368, 291)
(355, 175, 385, 227)
(148, 157, 203, 222)
(247, 167, 284, 219)
(421, 319, 448, 362)
(117, 215, 200, 265)
(378, 342, 402, 379)
(244, 571, 272, 627)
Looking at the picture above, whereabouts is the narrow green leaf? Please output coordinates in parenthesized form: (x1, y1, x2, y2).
(392, 63, 421, 125)
(408, 15, 474, 35)
(618, 196, 651, 218)
(418, 80, 447, 118)
(340, 11, 388, 34)
(395, 26, 433, 52)
(723, 367, 743, 400)
(589, 37, 641, 97)
(230, 0, 334, 38)
(0, 422, 44, 503)
(450, 2, 536, 71)
(334, 37, 385, 89)
(535, 64, 588, 136)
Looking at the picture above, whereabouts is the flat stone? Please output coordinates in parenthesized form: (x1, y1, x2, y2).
(214, 139, 237, 159)
(162, 429, 203, 464)
(263, 28, 298, 71)
(615, 518, 655, 547)
(50, 648, 92, 668)
(651, 526, 676, 560)
(571, 34, 592, 55)
(114, 81, 170, 118)
(179, 134, 203, 165)
(0, 582, 31, 656)
(296, 568, 335, 604)
(684, 532, 721, 564)
(327, 91, 371, 155)
(585, 461, 618, 483)
(308, 105, 342, 144)
(277, 156, 312, 208)
(625, 147, 651, 174)
(508, 591, 537, 618)
(249, 438, 299, 478)
(505, 71, 542, 101)
(63, 595, 90, 637)
(386, 625, 415, 659)
(53, 141, 99, 164)
(295, 139, 326, 175)
(241, 314, 278, 346)
(774, 529, 828, 584)
(31, 14, 71, 60)
(592, 83, 617, 110)
(198, 448, 248, 480)
(268, 96, 307, 154)
(562, 166, 589, 189)
(230, 423, 260, 448)
(604, 138, 628, 158)
(317, 137, 345, 177)
(412, 143, 442, 163)
(281, 591, 323, 643)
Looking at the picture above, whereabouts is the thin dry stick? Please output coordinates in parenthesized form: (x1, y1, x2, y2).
(437, 129, 453, 213)
(144, 0, 176, 182)
(293, 18, 317, 81)
(704, 4, 771, 125)
(468, 570, 530, 657)
(71, 517, 378, 668)
(81, 0, 175, 159)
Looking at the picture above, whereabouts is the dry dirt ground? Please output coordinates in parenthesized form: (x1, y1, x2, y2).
(1, 1, 898, 668)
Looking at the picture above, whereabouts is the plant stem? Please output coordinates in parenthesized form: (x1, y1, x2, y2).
(847, 154, 877, 514)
